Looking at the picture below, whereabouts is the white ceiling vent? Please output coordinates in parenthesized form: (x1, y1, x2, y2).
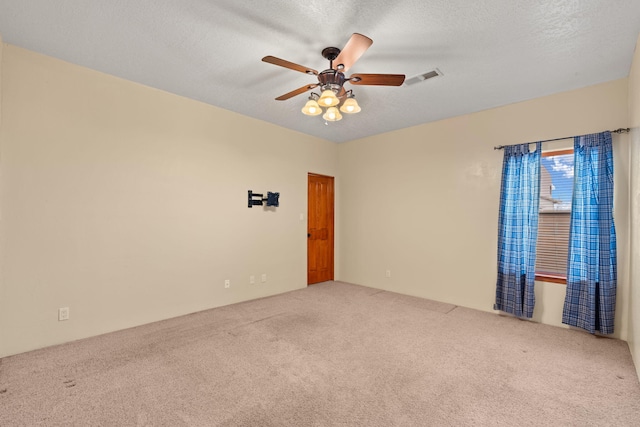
(404, 69, 442, 86)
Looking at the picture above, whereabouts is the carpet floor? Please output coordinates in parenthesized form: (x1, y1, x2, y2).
(1, 281, 639, 426)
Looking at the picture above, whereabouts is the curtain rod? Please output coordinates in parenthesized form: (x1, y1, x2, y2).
(493, 128, 630, 150)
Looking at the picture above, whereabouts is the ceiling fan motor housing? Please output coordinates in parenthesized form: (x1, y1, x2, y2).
(318, 69, 345, 92)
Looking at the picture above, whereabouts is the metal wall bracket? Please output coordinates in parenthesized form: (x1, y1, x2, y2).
(248, 190, 280, 208)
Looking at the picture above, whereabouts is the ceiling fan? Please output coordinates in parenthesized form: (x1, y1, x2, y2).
(262, 33, 405, 121)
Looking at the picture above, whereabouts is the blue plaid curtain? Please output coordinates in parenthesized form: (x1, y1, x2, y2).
(495, 142, 541, 318)
(562, 131, 617, 334)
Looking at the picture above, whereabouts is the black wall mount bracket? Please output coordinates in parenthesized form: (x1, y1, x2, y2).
(248, 190, 280, 208)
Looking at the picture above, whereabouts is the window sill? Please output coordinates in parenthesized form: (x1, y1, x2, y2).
(535, 273, 566, 285)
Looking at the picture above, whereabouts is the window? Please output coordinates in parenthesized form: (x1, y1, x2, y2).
(536, 149, 573, 284)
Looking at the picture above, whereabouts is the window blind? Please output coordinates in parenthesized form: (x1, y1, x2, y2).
(536, 212, 570, 275)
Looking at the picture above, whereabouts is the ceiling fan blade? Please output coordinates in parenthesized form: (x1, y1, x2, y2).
(275, 84, 318, 101)
(262, 56, 318, 75)
(349, 73, 406, 86)
(333, 33, 373, 72)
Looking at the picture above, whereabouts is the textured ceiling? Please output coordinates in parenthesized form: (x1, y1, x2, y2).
(1, 1, 639, 143)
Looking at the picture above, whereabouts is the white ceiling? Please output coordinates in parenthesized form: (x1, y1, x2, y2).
(1, 1, 639, 143)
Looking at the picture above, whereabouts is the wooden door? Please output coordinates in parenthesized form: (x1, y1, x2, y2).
(308, 173, 334, 284)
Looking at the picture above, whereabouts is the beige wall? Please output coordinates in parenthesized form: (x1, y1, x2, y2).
(339, 79, 631, 340)
(0, 45, 339, 357)
(629, 34, 640, 380)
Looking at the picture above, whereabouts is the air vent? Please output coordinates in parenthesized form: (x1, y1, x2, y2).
(404, 69, 442, 86)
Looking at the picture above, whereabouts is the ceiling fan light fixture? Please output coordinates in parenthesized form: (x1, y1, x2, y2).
(318, 89, 340, 107)
(301, 99, 322, 116)
(264, 33, 405, 124)
(340, 97, 361, 114)
(323, 106, 342, 122)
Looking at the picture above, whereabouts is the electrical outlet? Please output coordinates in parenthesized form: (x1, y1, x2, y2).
(250, 275, 255, 285)
(261, 273, 267, 283)
(58, 307, 70, 321)
(386, 270, 391, 278)
(224, 279, 231, 289)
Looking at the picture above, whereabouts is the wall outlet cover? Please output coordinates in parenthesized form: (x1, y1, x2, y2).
(58, 307, 70, 321)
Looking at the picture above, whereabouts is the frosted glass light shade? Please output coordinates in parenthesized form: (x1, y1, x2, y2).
(323, 106, 342, 121)
(318, 89, 339, 107)
(301, 99, 322, 116)
(339, 97, 361, 114)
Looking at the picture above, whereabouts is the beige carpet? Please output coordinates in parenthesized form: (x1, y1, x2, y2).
(1, 281, 639, 426)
